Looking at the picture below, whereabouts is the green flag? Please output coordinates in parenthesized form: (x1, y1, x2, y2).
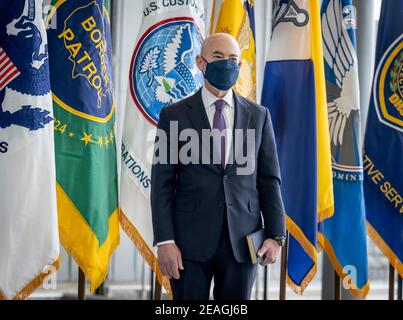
(47, 0, 119, 292)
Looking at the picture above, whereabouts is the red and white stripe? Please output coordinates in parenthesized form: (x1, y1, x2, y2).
(0, 47, 20, 91)
(332, 162, 363, 172)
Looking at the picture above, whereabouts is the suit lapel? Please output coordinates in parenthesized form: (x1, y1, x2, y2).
(184, 89, 251, 174)
(225, 93, 251, 174)
(185, 88, 211, 133)
(185, 89, 222, 173)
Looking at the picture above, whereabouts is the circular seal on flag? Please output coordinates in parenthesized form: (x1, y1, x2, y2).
(129, 17, 204, 126)
(47, 0, 114, 122)
(373, 35, 403, 132)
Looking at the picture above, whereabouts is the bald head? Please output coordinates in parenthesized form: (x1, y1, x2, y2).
(200, 33, 241, 58)
(196, 33, 242, 95)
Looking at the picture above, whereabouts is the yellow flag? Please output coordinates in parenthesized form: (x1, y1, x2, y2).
(213, 0, 256, 101)
(309, 0, 334, 222)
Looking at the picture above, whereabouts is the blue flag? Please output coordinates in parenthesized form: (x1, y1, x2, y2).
(363, 0, 403, 277)
(318, 0, 369, 299)
(261, 0, 334, 294)
(0, 0, 59, 299)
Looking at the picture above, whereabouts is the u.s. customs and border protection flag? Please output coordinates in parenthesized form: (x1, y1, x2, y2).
(211, 0, 256, 101)
(120, 0, 205, 297)
(0, 0, 59, 299)
(46, 0, 119, 292)
(363, 0, 403, 277)
(318, 0, 369, 298)
(261, 0, 334, 293)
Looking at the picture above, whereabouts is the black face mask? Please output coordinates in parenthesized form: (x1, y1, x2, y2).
(202, 56, 240, 91)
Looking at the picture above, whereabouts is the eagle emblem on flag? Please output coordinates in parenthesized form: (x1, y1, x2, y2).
(130, 18, 204, 126)
(0, 0, 52, 131)
(322, 0, 362, 168)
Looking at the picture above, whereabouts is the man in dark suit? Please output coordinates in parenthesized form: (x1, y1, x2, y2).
(151, 33, 286, 300)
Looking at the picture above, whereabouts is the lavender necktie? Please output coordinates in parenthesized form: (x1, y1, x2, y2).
(213, 99, 226, 166)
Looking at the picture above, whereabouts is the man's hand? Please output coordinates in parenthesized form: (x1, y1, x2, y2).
(157, 243, 184, 279)
(257, 239, 281, 266)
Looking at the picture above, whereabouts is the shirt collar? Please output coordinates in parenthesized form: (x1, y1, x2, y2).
(201, 86, 234, 109)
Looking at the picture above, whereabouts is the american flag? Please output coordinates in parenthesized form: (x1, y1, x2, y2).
(0, 47, 20, 91)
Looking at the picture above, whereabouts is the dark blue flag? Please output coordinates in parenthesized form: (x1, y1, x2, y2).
(363, 0, 402, 277)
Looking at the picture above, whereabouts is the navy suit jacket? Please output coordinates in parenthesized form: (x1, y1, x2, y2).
(151, 88, 286, 263)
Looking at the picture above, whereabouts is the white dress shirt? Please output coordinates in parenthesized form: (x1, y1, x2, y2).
(156, 86, 235, 247)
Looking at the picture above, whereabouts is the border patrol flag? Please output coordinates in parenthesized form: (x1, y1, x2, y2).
(261, 0, 334, 293)
(0, 0, 59, 299)
(211, 0, 256, 100)
(47, 0, 119, 292)
(363, 0, 403, 277)
(318, 0, 369, 299)
(119, 0, 206, 297)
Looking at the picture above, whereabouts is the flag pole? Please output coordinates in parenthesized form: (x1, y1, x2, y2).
(279, 231, 289, 300)
(263, 266, 269, 300)
(149, 269, 154, 300)
(78, 267, 86, 300)
(389, 263, 395, 300)
(334, 271, 341, 300)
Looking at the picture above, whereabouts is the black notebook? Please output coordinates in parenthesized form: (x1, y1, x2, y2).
(245, 228, 266, 264)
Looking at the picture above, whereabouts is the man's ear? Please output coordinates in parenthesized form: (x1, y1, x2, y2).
(195, 55, 205, 73)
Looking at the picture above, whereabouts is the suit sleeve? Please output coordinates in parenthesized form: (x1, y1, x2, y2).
(257, 108, 286, 239)
(151, 107, 177, 245)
